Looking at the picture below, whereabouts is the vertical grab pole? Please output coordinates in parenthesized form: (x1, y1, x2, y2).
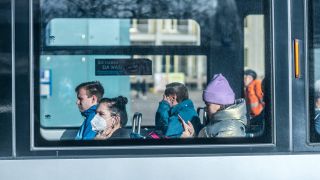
(132, 113, 137, 133)
(137, 114, 142, 134)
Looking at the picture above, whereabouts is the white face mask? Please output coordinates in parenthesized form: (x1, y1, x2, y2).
(91, 114, 107, 132)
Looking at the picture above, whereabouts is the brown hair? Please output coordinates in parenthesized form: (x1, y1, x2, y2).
(164, 82, 189, 103)
(75, 81, 104, 101)
(99, 96, 128, 127)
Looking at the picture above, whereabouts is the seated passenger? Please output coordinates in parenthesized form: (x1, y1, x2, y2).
(198, 74, 247, 137)
(246, 78, 265, 136)
(75, 81, 104, 140)
(155, 82, 202, 137)
(314, 93, 320, 134)
(91, 96, 131, 140)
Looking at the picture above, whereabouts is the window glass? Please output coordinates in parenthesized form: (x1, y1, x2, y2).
(243, 15, 266, 138)
(38, 0, 270, 144)
(46, 19, 200, 46)
(309, 0, 320, 142)
(40, 55, 206, 128)
(130, 55, 207, 127)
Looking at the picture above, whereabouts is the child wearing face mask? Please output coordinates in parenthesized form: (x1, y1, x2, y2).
(91, 96, 131, 140)
(155, 82, 202, 137)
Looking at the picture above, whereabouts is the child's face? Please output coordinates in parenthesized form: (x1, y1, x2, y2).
(166, 94, 178, 106)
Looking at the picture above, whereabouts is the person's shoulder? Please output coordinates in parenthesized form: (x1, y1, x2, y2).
(253, 79, 262, 85)
(178, 106, 198, 120)
(157, 100, 171, 111)
(110, 128, 131, 139)
(159, 100, 171, 106)
(180, 99, 196, 109)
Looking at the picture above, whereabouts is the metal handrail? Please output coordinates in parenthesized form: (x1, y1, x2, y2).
(132, 112, 142, 134)
(197, 107, 208, 126)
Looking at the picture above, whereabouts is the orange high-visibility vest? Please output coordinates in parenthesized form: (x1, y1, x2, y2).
(245, 79, 264, 117)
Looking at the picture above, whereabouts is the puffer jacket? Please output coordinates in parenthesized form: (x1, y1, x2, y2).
(155, 99, 202, 137)
(315, 108, 320, 135)
(198, 98, 247, 138)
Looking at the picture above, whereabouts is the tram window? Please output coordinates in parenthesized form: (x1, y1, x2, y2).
(37, 0, 271, 144)
(39, 55, 206, 140)
(45, 19, 200, 46)
(243, 15, 266, 139)
(310, 0, 320, 142)
(130, 55, 207, 126)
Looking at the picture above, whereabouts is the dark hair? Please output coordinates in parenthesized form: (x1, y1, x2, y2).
(244, 69, 257, 80)
(99, 96, 128, 127)
(75, 81, 104, 101)
(164, 82, 188, 103)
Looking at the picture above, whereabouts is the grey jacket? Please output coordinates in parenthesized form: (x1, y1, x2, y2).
(198, 99, 247, 138)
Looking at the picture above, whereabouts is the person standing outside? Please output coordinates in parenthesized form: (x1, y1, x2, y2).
(244, 69, 264, 118)
(75, 81, 104, 140)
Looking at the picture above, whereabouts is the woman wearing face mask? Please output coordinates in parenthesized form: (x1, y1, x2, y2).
(91, 96, 131, 140)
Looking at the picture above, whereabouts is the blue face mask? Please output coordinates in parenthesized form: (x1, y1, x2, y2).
(91, 114, 107, 132)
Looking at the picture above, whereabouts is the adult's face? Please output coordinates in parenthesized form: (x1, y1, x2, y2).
(206, 103, 221, 119)
(96, 103, 119, 129)
(76, 88, 97, 112)
(244, 75, 254, 87)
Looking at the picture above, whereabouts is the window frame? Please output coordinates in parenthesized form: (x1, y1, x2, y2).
(12, 0, 295, 157)
(300, 0, 320, 151)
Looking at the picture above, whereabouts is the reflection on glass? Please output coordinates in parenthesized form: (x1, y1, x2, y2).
(243, 15, 265, 137)
(315, 88, 320, 135)
(39, 55, 206, 140)
(310, 0, 320, 140)
(46, 18, 200, 46)
(39, 14, 268, 141)
(314, 49, 320, 135)
(130, 55, 206, 127)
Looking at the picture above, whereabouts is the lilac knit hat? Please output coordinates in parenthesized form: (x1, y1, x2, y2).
(203, 74, 235, 105)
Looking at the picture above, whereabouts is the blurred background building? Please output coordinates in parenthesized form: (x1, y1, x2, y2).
(129, 16, 265, 93)
(129, 19, 206, 91)
(244, 15, 265, 79)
